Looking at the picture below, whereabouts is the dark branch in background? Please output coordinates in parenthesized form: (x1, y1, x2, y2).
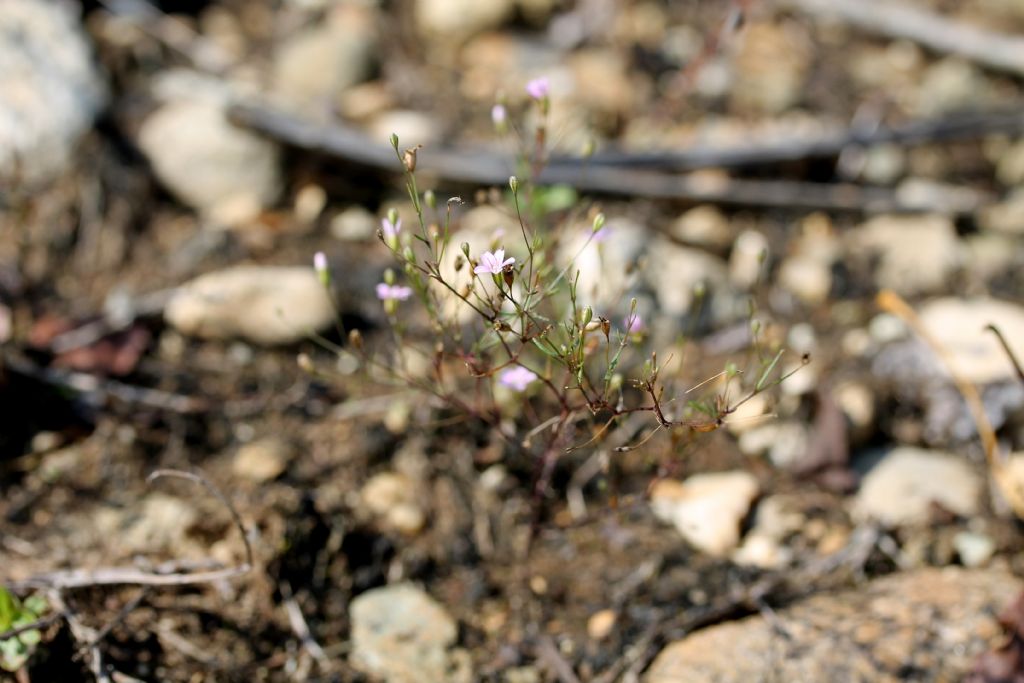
(782, 0, 1024, 78)
(228, 102, 998, 215)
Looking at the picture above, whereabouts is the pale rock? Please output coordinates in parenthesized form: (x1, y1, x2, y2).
(732, 532, 790, 569)
(726, 393, 769, 436)
(415, 0, 514, 40)
(587, 609, 617, 640)
(730, 20, 811, 114)
(646, 568, 1020, 683)
(779, 256, 831, 305)
(233, 437, 293, 483)
(954, 531, 995, 568)
(567, 49, 636, 115)
(860, 144, 905, 185)
(787, 322, 817, 355)
(350, 583, 466, 683)
(670, 205, 733, 254)
(558, 217, 647, 311)
(966, 233, 1021, 283)
(849, 214, 961, 296)
(834, 381, 876, 440)
(646, 237, 729, 316)
(729, 230, 768, 289)
(867, 312, 908, 345)
(0, 0, 106, 185)
(918, 298, 1024, 384)
(138, 100, 281, 222)
(294, 184, 327, 225)
(331, 205, 378, 241)
(980, 188, 1024, 233)
(913, 57, 990, 117)
(360, 472, 426, 535)
(369, 110, 441, 147)
(271, 5, 376, 107)
(781, 359, 818, 397)
(853, 447, 982, 526)
(165, 265, 333, 345)
(650, 471, 759, 556)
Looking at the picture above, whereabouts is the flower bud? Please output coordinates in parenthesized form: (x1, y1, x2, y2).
(425, 189, 436, 209)
(387, 207, 399, 225)
(384, 268, 395, 285)
(592, 213, 605, 234)
(403, 146, 418, 173)
(461, 242, 471, 258)
(313, 251, 329, 287)
(389, 133, 399, 150)
(454, 255, 465, 272)
(348, 329, 363, 350)
(509, 175, 519, 194)
(581, 306, 593, 327)
(402, 246, 415, 263)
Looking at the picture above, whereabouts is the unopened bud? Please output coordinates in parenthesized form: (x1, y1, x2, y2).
(348, 329, 363, 350)
(313, 251, 329, 286)
(461, 242, 471, 258)
(384, 268, 395, 285)
(387, 207, 399, 225)
(425, 189, 436, 209)
(592, 213, 605, 233)
(402, 246, 415, 263)
(454, 255, 465, 272)
(403, 146, 419, 173)
(581, 306, 593, 327)
(389, 133, 399, 150)
(509, 175, 519, 194)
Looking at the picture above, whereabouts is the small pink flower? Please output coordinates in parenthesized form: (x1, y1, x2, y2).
(381, 216, 402, 239)
(592, 226, 611, 243)
(526, 77, 550, 100)
(376, 283, 413, 301)
(474, 248, 515, 275)
(499, 366, 538, 392)
(491, 104, 507, 126)
(624, 314, 643, 333)
(313, 251, 328, 273)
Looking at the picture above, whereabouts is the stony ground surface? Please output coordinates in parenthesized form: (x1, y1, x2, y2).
(4, 0, 1024, 681)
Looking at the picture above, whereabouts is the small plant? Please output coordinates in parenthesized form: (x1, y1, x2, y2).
(0, 587, 47, 672)
(314, 79, 805, 508)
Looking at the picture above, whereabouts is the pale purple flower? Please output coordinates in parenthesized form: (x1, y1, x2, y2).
(592, 226, 611, 243)
(499, 366, 538, 392)
(376, 283, 413, 301)
(491, 104, 507, 126)
(474, 248, 515, 275)
(624, 314, 644, 333)
(381, 216, 402, 239)
(526, 77, 550, 100)
(313, 251, 328, 273)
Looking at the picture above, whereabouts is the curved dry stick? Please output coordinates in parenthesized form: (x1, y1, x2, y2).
(6, 468, 251, 591)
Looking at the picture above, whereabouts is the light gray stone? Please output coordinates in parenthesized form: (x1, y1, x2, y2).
(138, 99, 281, 222)
(0, 0, 106, 185)
(849, 214, 962, 296)
(852, 447, 982, 526)
(165, 265, 334, 345)
(350, 583, 466, 683)
(271, 6, 376, 107)
(650, 471, 759, 556)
